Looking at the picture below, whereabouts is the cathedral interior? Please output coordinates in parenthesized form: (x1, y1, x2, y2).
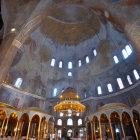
(0, 0, 140, 140)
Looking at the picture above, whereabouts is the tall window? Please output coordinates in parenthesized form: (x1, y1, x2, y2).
(14, 78, 23, 88)
(122, 49, 128, 59)
(107, 83, 113, 92)
(93, 49, 97, 56)
(53, 88, 57, 97)
(117, 78, 124, 89)
(125, 44, 132, 55)
(68, 61, 73, 69)
(51, 58, 55, 67)
(84, 90, 87, 98)
(133, 69, 140, 80)
(78, 60, 82, 67)
(58, 130, 62, 138)
(57, 119, 62, 126)
(67, 118, 73, 126)
(67, 129, 72, 137)
(86, 56, 90, 63)
(78, 119, 82, 126)
(113, 56, 119, 64)
(59, 61, 63, 68)
(97, 86, 102, 95)
(127, 75, 132, 85)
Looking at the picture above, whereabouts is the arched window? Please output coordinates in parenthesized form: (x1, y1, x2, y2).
(68, 61, 73, 69)
(14, 78, 23, 88)
(127, 75, 132, 85)
(97, 86, 102, 95)
(59, 61, 63, 68)
(67, 118, 73, 126)
(122, 49, 128, 59)
(93, 49, 97, 56)
(68, 72, 72, 77)
(78, 119, 82, 126)
(86, 56, 90, 63)
(58, 130, 62, 138)
(84, 90, 87, 98)
(133, 69, 140, 80)
(51, 58, 55, 67)
(107, 83, 113, 92)
(78, 60, 82, 67)
(67, 129, 72, 137)
(113, 56, 119, 64)
(57, 119, 62, 126)
(53, 88, 57, 97)
(117, 78, 124, 89)
(125, 44, 132, 55)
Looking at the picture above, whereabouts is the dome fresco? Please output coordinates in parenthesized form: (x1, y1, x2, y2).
(0, 0, 140, 139)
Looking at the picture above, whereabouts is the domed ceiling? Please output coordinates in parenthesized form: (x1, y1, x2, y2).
(2, 0, 139, 101)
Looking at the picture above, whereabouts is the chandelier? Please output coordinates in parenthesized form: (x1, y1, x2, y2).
(54, 89, 85, 116)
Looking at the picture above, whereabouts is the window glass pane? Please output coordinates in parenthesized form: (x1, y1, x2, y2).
(122, 49, 128, 59)
(133, 69, 140, 80)
(84, 90, 87, 98)
(57, 119, 62, 126)
(117, 78, 124, 89)
(51, 58, 55, 66)
(78, 119, 82, 126)
(97, 86, 102, 95)
(93, 49, 97, 56)
(107, 83, 113, 92)
(14, 78, 23, 88)
(68, 72, 72, 77)
(78, 60, 82, 67)
(59, 61, 63, 68)
(125, 44, 132, 55)
(113, 56, 119, 64)
(86, 56, 90, 63)
(67, 118, 73, 126)
(68, 62, 72, 69)
(127, 75, 132, 85)
(53, 88, 57, 97)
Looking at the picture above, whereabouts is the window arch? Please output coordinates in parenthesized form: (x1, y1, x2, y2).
(78, 60, 82, 67)
(14, 78, 23, 88)
(53, 88, 57, 97)
(113, 56, 119, 64)
(117, 78, 124, 89)
(125, 44, 132, 55)
(57, 119, 62, 126)
(107, 83, 113, 92)
(68, 61, 73, 69)
(51, 58, 55, 67)
(93, 49, 97, 56)
(67, 118, 73, 126)
(133, 69, 140, 80)
(78, 119, 82, 126)
(59, 61, 63, 68)
(122, 49, 128, 59)
(86, 56, 90, 63)
(97, 86, 102, 95)
(127, 75, 132, 85)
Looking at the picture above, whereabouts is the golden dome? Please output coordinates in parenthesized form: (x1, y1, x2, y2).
(60, 89, 79, 100)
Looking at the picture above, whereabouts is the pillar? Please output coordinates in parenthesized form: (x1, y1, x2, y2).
(0, 118, 5, 137)
(93, 122, 96, 140)
(99, 120, 102, 140)
(3, 117, 9, 137)
(86, 122, 88, 140)
(26, 120, 31, 140)
(14, 119, 19, 140)
(0, 39, 21, 87)
(131, 118, 139, 140)
(90, 121, 94, 140)
(38, 119, 41, 139)
(109, 119, 114, 140)
(120, 119, 126, 140)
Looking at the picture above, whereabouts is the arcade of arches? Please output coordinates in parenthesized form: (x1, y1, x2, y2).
(0, 0, 140, 140)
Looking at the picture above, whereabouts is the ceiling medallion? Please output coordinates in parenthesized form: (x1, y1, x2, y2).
(54, 89, 85, 116)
